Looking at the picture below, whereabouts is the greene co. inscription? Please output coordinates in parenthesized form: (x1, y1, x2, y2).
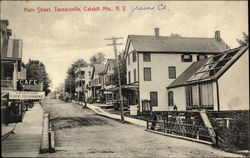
(23, 4, 167, 17)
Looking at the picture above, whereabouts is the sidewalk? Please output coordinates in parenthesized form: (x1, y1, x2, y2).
(79, 102, 147, 127)
(1, 102, 44, 157)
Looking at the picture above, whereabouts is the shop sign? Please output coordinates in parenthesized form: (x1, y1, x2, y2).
(9, 91, 45, 99)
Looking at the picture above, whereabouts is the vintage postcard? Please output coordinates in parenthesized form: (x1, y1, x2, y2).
(1, 1, 249, 157)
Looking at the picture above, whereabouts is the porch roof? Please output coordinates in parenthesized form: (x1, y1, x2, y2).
(106, 84, 139, 91)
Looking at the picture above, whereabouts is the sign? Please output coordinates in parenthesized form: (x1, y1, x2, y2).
(17, 80, 43, 91)
(18, 79, 39, 85)
(9, 91, 45, 100)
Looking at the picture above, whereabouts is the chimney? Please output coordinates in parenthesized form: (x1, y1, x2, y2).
(215, 30, 221, 41)
(154, 28, 160, 37)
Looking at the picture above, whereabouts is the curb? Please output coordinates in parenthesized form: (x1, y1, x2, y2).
(40, 113, 55, 153)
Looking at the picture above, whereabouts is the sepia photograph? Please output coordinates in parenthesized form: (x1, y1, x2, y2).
(1, 0, 249, 157)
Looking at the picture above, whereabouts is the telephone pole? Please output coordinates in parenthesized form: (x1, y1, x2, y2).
(104, 36, 124, 122)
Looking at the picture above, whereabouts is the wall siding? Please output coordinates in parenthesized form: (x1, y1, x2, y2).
(218, 50, 249, 110)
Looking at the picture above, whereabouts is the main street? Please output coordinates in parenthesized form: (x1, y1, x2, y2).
(39, 99, 241, 157)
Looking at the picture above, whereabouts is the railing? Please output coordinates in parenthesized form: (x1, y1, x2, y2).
(1, 80, 14, 89)
(146, 120, 214, 141)
(146, 111, 218, 144)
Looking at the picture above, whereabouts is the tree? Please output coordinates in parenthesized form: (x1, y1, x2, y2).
(111, 52, 127, 86)
(237, 32, 248, 46)
(170, 33, 181, 37)
(26, 60, 51, 96)
(89, 52, 106, 66)
(64, 59, 88, 97)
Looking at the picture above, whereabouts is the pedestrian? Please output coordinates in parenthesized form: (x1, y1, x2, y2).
(173, 104, 177, 111)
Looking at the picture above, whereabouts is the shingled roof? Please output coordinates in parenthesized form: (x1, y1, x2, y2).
(128, 35, 229, 53)
(167, 45, 249, 88)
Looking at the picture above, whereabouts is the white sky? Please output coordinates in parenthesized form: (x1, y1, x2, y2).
(1, 1, 248, 90)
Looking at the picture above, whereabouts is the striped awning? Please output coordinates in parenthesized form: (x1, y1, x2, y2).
(1, 39, 22, 59)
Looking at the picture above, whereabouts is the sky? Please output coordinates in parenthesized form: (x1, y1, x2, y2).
(1, 1, 248, 90)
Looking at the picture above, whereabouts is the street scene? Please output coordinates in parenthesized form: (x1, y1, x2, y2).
(1, 1, 249, 158)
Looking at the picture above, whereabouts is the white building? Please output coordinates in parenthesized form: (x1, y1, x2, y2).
(167, 45, 249, 111)
(124, 28, 229, 113)
(74, 66, 93, 101)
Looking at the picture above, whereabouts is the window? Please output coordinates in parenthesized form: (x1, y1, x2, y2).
(168, 91, 174, 106)
(181, 54, 192, 62)
(134, 69, 136, 82)
(197, 55, 207, 61)
(133, 52, 136, 62)
(150, 92, 158, 107)
(128, 71, 131, 84)
(128, 54, 130, 65)
(143, 53, 151, 62)
(168, 67, 176, 79)
(144, 68, 151, 81)
(186, 83, 213, 109)
(88, 71, 91, 76)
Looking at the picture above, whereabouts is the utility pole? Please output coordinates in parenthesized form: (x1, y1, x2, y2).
(104, 36, 124, 122)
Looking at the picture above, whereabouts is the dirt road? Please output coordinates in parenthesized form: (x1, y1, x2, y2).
(39, 99, 242, 157)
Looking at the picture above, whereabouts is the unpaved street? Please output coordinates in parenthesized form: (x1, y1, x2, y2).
(39, 99, 242, 157)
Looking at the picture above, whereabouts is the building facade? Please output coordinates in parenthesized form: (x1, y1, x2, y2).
(167, 46, 249, 111)
(1, 19, 23, 124)
(74, 66, 93, 101)
(124, 28, 229, 112)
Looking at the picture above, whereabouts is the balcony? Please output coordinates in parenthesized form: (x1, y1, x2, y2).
(1, 80, 15, 90)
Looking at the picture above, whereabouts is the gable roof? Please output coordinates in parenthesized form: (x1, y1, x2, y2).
(167, 45, 249, 89)
(102, 59, 117, 74)
(127, 35, 229, 54)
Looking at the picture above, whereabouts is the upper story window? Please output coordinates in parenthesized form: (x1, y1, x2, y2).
(133, 52, 136, 62)
(143, 53, 151, 62)
(88, 71, 91, 76)
(144, 67, 151, 81)
(181, 54, 192, 62)
(168, 66, 176, 79)
(197, 55, 207, 61)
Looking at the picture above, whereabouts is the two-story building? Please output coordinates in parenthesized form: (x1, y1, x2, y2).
(1, 19, 23, 124)
(124, 28, 229, 113)
(100, 59, 118, 104)
(167, 45, 249, 111)
(88, 64, 105, 102)
(74, 66, 93, 101)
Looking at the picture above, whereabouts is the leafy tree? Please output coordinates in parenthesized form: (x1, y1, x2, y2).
(64, 59, 88, 97)
(26, 59, 51, 96)
(111, 52, 127, 86)
(237, 32, 248, 46)
(89, 52, 106, 66)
